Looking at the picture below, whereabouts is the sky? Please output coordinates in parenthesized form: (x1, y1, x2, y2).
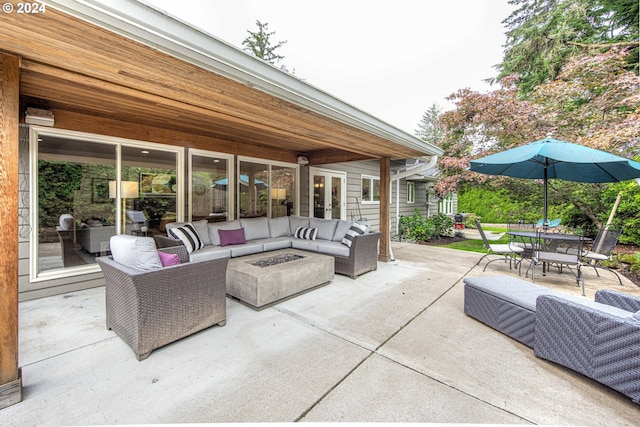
(142, 0, 515, 135)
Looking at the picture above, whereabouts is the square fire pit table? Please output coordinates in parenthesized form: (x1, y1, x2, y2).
(226, 249, 335, 310)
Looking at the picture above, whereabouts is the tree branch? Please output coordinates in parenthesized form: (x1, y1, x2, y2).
(568, 41, 640, 48)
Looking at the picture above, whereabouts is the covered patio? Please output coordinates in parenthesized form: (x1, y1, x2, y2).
(0, 0, 442, 405)
(1, 242, 639, 425)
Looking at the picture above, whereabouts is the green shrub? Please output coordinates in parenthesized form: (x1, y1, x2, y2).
(398, 210, 454, 241)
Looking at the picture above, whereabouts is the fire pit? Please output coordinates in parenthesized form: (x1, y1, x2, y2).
(226, 249, 334, 310)
(250, 253, 303, 268)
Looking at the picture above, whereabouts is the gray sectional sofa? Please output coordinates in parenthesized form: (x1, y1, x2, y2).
(154, 216, 380, 279)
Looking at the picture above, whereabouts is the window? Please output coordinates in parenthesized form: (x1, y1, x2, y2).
(31, 127, 182, 280)
(439, 193, 454, 215)
(407, 181, 415, 204)
(190, 150, 234, 222)
(238, 156, 297, 218)
(361, 175, 380, 203)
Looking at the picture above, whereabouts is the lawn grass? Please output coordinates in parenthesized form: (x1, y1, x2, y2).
(442, 226, 510, 253)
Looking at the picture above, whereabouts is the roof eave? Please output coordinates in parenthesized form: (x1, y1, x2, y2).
(44, 0, 443, 157)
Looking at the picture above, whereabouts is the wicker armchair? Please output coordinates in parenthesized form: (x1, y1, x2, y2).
(535, 290, 640, 404)
(335, 231, 380, 278)
(97, 246, 228, 361)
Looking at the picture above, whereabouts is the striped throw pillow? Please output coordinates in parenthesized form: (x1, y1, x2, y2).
(294, 226, 318, 240)
(341, 223, 368, 247)
(169, 224, 204, 254)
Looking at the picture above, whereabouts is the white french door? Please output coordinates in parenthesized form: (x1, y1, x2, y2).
(309, 168, 346, 220)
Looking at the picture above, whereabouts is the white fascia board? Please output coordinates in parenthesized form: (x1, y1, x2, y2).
(42, 0, 443, 157)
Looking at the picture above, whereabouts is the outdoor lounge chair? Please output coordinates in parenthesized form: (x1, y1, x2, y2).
(97, 241, 227, 361)
(475, 219, 524, 272)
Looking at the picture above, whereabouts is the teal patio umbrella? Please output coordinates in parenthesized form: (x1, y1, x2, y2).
(469, 137, 640, 226)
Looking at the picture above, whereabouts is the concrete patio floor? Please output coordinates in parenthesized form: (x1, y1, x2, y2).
(2, 242, 639, 425)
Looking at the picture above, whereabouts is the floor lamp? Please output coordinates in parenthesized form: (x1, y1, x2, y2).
(109, 181, 139, 234)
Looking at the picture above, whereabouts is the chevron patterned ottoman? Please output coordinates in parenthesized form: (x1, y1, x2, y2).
(463, 275, 572, 347)
(535, 292, 640, 404)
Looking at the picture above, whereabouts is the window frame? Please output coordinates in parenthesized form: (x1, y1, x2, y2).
(29, 125, 184, 282)
(361, 174, 381, 204)
(407, 181, 415, 204)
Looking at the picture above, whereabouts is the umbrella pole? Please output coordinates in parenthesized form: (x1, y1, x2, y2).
(543, 160, 548, 230)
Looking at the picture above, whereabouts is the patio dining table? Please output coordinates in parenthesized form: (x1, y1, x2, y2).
(506, 230, 592, 279)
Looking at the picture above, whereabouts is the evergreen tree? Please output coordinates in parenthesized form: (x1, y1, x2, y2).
(242, 20, 288, 68)
(497, 0, 639, 96)
(415, 103, 445, 146)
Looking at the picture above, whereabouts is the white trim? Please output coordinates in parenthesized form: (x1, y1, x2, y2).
(361, 174, 381, 204)
(407, 181, 416, 204)
(237, 155, 299, 219)
(29, 125, 183, 282)
(309, 167, 347, 220)
(188, 149, 235, 221)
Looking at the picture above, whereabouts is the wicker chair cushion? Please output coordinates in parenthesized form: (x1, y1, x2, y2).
(110, 235, 162, 271)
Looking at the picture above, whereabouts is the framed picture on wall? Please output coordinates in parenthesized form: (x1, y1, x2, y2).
(140, 173, 177, 195)
(92, 178, 111, 203)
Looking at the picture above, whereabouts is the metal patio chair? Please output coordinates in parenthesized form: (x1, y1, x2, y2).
(475, 219, 524, 273)
(581, 226, 623, 285)
(531, 227, 586, 295)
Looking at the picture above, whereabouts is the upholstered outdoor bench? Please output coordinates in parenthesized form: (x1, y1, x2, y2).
(463, 275, 578, 347)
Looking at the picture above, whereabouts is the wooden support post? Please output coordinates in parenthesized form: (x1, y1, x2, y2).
(378, 157, 390, 262)
(0, 53, 22, 409)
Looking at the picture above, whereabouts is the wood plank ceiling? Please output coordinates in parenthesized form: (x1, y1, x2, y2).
(0, 7, 432, 165)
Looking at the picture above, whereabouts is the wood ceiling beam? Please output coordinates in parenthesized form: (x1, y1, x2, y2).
(51, 109, 299, 164)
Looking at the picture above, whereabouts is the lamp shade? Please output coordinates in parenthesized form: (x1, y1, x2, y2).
(109, 180, 139, 198)
(271, 188, 286, 199)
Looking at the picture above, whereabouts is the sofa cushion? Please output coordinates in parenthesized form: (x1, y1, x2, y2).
(240, 217, 270, 241)
(289, 216, 310, 235)
(294, 226, 318, 240)
(316, 240, 351, 257)
(191, 219, 212, 246)
(333, 220, 354, 242)
(110, 235, 162, 271)
(230, 242, 265, 257)
(208, 220, 241, 246)
(342, 223, 368, 247)
(169, 224, 205, 254)
(464, 275, 563, 312)
(189, 246, 231, 262)
(158, 250, 181, 267)
(219, 228, 247, 246)
(257, 237, 292, 252)
(310, 218, 338, 241)
(291, 239, 319, 252)
(269, 216, 291, 238)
